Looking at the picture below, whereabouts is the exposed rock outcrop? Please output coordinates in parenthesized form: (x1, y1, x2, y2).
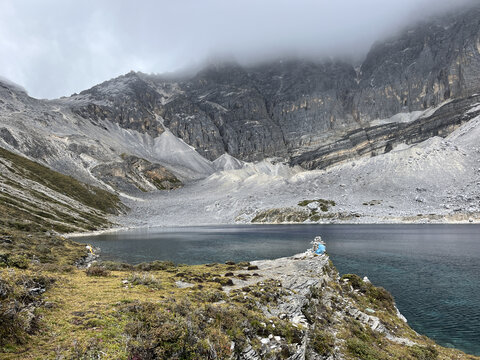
(91, 155, 182, 193)
(292, 94, 480, 169)
(219, 239, 469, 359)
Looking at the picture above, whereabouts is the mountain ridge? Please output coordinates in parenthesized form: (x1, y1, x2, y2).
(49, 2, 480, 165)
(0, 2, 479, 196)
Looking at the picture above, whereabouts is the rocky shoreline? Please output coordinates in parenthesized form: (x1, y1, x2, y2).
(216, 237, 418, 359)
(69, 235, 477, 359)
(3, 231, 477, 359)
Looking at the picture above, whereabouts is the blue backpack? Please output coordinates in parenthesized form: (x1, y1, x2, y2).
(315, 244, 326, 254)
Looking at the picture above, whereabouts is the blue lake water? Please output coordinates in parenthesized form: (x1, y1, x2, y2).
(76, 224, 480, 356)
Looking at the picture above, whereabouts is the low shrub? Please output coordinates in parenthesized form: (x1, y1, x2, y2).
(341, 274, 365, 291)
(0, 271, 54, 348)
(298, 199, 336, 209)
(85, 265, 110, 277)
(7, 254, 30, 269)
(366, 285, 395, 312)
(341, 274, 395, 312)
(101, 261, 133, 271)
(120, 296, 305, 359)
(213, 277, 234, 286)
(134, 260, 176, 271)
(346, 338, 381, 360)
(70, 338, 104, 359)
(128, 273, 162, 289)
(409, 345, 438, 360)
(310, 328, 335, 356)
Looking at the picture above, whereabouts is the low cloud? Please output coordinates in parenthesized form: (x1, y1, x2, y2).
(0, 0, 474, 98)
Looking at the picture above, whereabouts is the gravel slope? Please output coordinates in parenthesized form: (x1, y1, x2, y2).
(115, 114, 480, 228)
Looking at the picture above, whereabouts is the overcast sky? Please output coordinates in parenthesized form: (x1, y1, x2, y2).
(0, 0, 474, 99)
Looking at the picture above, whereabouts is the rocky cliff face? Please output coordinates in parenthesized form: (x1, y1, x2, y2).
(0, 79, 190, 193)
(355, 5, 480, 120)
(61, 3, 480, 167)
(1, 3, 479, 191)
(292, 94, 480, 169)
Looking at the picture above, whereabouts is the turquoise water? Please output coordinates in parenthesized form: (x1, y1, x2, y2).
(77, 224, 480, 355)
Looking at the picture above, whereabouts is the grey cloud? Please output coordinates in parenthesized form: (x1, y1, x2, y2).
(0, 0, 475, 99)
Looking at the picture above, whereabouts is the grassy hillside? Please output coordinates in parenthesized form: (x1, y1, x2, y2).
(0, 146, 124, 233)
(0, 147, 122, 215)
(0, 146, 125, 266)
(1, 260, 478, 359)
(0, 146, 128, 356)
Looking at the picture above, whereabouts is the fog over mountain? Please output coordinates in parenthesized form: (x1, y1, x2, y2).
(0, 0, 475, 99)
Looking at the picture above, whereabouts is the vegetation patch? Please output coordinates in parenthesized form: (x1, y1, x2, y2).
(341, 274, 395, 312)
(128, 272, 163, 289)
(251, 199, 340, 223)
(346, 337, 382, 360)
(298, 199, 336, 212)
(409, 345, 439, 360)
(0, 147, 123, 215)
(134, 260, 177, 272)
(0, 229, 85, 269)
(0, 269, 55, 351)
(310, 328, 335, 356)
(363, 200, 382, 206)
(85, 265, 110, 277)
(251, 208, 310, 223)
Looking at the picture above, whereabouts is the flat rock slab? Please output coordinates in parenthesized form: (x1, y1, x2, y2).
(227, 251, 328, 292)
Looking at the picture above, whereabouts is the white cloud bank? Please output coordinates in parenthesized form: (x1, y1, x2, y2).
(0, 0, 474, 98)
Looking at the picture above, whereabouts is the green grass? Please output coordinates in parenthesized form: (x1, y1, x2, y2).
(409, 345, 439, 360)
(341, 274, 395, 312)
(0, 146, 126, 269)
(0, 260, 478, 359)
(0, 145, 126, 231)
(310, 328, 335, 356)
(0, 147, 122, 214)
(346, 337, 383, 360)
